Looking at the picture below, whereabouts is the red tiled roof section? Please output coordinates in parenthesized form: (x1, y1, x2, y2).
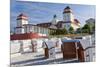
(10, 33, 48, 40)
(11, 33, 37, 40)
(74, 19, 80, 24)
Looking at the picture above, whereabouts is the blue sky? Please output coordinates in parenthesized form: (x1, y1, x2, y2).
(10, 0, 95, 31)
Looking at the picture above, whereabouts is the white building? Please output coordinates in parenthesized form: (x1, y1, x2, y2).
(63, 6, 80, 31)
(15, 13, 49, 36)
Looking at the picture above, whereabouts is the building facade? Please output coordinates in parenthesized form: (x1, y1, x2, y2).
(14, 13, 49, 37)
(12, 6, 80, 37)
(37, 6, 80, 31)
(10, 6, 81, 55)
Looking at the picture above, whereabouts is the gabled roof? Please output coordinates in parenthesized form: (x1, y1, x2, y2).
(49, 25, 57, 29)
(74, 19, 80, 23)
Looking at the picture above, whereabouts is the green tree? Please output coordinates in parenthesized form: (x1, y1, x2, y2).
(69, 26, 74, 34)
(49, 28, 68, 35)
(88, 23, 95, 34)
(76, 28, 81, 33)
(62, 28, 68, 34)
(82, 24, 90, 33)
(92, 24, 95, 33)
(86, 18, 95, 34)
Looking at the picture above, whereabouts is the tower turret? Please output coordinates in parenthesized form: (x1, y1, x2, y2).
(63, 6, 74, 22)
(16, 13, 28, 27)
(52, 14, 58, 25)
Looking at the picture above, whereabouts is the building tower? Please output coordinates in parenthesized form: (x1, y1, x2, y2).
(62, 6, 75, 30)
(63, 6, 74, 22)
(16, 13, 28, 34)
(52, 14, 58, 25)
(16, 13, 28, 27)
(50, 15, 58, 29)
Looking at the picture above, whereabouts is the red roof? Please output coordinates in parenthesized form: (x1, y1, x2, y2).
(74, 19, 80, 23)
(10, 33, 48, 40)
